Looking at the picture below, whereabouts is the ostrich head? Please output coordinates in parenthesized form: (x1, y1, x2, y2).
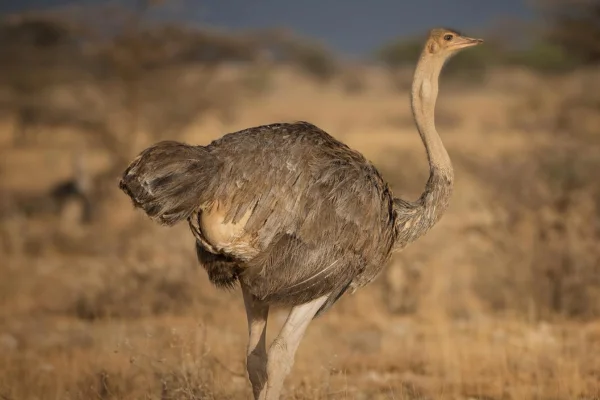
(425, 28, 483, 60)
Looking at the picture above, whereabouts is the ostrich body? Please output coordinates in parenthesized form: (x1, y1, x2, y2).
(119, 28, 483, 400)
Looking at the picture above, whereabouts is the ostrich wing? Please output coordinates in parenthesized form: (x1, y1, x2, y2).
(205, 122, 396, 305)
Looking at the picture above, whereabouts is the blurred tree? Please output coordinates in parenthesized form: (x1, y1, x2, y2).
(0, 15, 87, 91)
(286, 39, 338, 83)
(505, 40, 578, 72)
(375, 38, 422, 69)
(536, 0, 600, 64)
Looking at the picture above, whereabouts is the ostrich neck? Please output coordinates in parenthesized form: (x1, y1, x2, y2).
(411, 53, 452, 177)
(393, 52, 454, 249)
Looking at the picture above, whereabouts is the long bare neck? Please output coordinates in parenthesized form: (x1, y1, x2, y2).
(393, 49, 454, 248)
(411, 51, 453, 178)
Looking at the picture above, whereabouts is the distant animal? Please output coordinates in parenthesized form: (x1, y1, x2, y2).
(0, 152, 93, 224)
(119, 27, 483, 400)
(50, 152, 93, 224)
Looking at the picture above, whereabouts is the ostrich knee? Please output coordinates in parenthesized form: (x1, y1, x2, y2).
(268, 337, 294, 377)
(263, 337, 295, 400)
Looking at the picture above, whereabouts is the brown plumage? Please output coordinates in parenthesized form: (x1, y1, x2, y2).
(121, 122, 396, 312)
(119, 27, 483, 400)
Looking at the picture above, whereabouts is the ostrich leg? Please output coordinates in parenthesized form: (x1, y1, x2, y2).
(242, 284, 270, 399)
(261, 295, 329, 400)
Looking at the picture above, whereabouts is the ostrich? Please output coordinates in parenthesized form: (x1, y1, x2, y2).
(119, 28, 483, 399)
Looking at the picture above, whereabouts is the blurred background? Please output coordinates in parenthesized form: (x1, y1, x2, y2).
(1, 0, 599, 399)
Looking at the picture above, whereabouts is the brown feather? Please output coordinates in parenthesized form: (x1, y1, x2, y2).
(119, 122, 399, 310)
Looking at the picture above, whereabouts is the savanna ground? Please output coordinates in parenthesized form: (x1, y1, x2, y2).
(1, 11, 600, 400)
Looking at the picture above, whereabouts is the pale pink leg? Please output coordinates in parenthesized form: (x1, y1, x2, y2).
(261, 295, 329, 400)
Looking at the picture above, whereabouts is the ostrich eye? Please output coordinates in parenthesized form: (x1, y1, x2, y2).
(443, 34, 453, 41)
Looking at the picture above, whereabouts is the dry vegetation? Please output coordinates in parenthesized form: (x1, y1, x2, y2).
(1, 4, 600, 400)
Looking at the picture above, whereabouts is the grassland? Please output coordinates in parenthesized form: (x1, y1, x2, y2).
(1, 63, 599, 399)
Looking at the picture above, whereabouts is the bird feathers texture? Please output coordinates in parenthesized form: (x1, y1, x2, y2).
(119, 121, 447, 314)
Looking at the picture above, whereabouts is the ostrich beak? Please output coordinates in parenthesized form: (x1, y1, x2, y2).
(452, 36, 484, 50)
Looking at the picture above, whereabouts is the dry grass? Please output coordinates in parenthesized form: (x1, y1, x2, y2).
(1, 64, 600, 400)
